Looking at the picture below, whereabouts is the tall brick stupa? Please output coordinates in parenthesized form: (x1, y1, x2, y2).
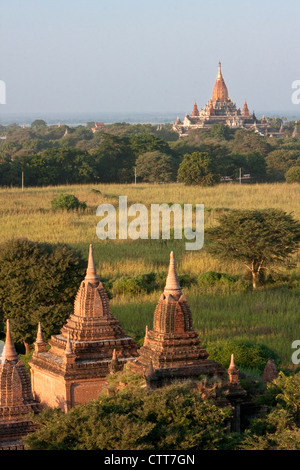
(130, 252, 225, 387)
(29, 245, 138, 411)
(0, 320, 41, 449)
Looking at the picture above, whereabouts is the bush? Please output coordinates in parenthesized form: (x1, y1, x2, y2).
(206, 338, 280, 372)
(51, 193, 87, 211)
(112, 271, 197, 297)
(24, 381, 234, 450)
(112, 273, 157, 296)
(198, 271, 238, 285)
(285, 166, 300, 183)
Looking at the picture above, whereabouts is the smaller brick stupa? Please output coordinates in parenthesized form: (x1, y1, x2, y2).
(30, 244, 138, 411)
(0, 320, 41, 450)
(130, 252, 225, 387)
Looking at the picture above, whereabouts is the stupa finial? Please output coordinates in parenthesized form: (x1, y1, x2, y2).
(85, 244, 99, 285)
(36, 322, 45, 344)
(3, 319, 18, 362)
(65, 332, 73, 356)
(164, 251, 182, 297)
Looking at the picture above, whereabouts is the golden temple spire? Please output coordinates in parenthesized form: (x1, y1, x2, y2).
(164, 251, 182, 297)
(85, 244, 99, 285)
(212, 61, 229, 101)
(217, 61, 222, 78)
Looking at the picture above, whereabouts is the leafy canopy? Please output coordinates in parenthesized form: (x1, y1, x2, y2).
(0, 239, 84, 351)
(207, 209, 300, 288)
(24, 380, 233, 450)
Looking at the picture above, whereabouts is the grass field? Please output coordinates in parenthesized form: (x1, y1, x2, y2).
(1, 182, 299, 369)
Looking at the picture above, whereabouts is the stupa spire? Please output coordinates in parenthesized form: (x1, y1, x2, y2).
(34, 322, 47, 354)
(217, 60, 222, 78)
(191, 100, 200, 116)
(85, 244, 99, 285)
(228, 353, 240, 384)
(36, 322, 45, 344)
(164, 252, 182, 297)
(212, 61, 229, 101)
(3, 320, 18, 362)
(65, 332, 73, 356)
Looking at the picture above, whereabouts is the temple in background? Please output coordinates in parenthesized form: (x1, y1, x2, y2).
(173, 62, 277, 137)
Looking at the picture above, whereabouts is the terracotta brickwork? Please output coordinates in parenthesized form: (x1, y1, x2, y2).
(262, 359, 278, 384)
(130, 252, 226, 386)
(0, 320, 41, 449)
(29, 245, 138, 411)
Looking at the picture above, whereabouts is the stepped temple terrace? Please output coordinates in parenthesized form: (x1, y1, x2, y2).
(29, 245, 138, 411)
(0, 320, 41, 450)
(173, 62, 278, 137)
(0, 245, 280, 445)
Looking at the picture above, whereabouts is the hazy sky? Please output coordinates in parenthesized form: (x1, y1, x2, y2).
(1, 0, 300, 116)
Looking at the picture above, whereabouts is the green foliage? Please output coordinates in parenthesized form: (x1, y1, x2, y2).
(207, 209, 300, 288)
(177, 152, 220, 186)
(239, 372, 300, 449)
(266, 149, 300, 181)
(112, 272, 158, 296)
(0, 121, 298, 186)
(23, 382, 233, 450)
(51, 193, 87, 211)
(285, 165, 300, 183)
(198, 271, 238, 285)
(136, 151, 176, 183)
(0, 239, 84, 351)
(111, 271, 197, 297)
(30, 119, 47, 130)
(228, 129, 271, 156)
(207, 338, 280, 372)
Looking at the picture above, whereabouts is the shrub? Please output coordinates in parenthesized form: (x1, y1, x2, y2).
(285, 166, 300, 183)
(198, 271, 238, 285)
(24, 381, 234, 450)
(51, 193, 87, 211)
(206, 338, 280, 372)
(112, 273, 157, 296)
(112, 271, 197, 297)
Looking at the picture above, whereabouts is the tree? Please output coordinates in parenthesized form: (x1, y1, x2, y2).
(135, 151, 175, 183)
(177, 152, 220, 186)
(265, 149, 300, 182)
(31, 119, 47, 130)
(23, 380, 233, 450)
(0, 239, 84, 354)
(92, 134, 134, 183)
(285, 166, 300, 183)
(207, 209, 300, 289)
(129, 133, 171, 158)
(240, 372, 300, 450)
(228, 129, 271, 156)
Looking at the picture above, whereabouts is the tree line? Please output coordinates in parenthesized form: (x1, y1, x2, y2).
(0, 121, 300, 186)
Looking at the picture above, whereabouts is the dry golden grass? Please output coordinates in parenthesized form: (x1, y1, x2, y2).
(0, 182, 299, 279)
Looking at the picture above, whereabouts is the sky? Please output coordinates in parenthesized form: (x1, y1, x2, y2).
(0, 0, 300, 118)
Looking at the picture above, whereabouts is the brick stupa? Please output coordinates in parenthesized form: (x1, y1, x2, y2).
(0, 320, 41, 450)
(29, 244, 138, 411)
(130, 252, 225, 387)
